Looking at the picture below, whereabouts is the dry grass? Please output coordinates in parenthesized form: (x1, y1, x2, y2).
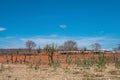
(0, 52, 120, 80)
(0, 63, 120, 80)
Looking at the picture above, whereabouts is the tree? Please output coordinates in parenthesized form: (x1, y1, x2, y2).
(63, 40, 78, 51)
(114, 44, 120, 53)
(113, 48, 118, 53)
(91, 43, 101, 51)
(81, 47, 87, 51)
(81, 47, 88, 54)
(58, 46, 64, 51)
(117, 44, 120, 52)
(37, 45, 41, 53)
(25, 40, 36, 52)
(45, 43, 57, 64)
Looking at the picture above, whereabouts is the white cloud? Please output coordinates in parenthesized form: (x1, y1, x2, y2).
(21, 36, 66, 48)
(0, 27, 6, 31)
(59, 24, 67, 29)
(0, 35, 119, 50)
(20, 35, 119, 50)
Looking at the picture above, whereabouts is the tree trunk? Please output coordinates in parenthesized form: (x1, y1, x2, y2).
(11, 54, 14, 64)
(48, 52, 54, 64)
(50, 53, 54, 63)
(24, 54, 26, 63)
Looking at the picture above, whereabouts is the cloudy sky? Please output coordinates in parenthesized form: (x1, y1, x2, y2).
(0, 0, 120, 50)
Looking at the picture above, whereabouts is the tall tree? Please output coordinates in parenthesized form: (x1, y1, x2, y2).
(45, 43, 57, 64)
(113, 44, 120, 53)
(91, 43, 101, 51)
(58, 46, 64, 51)
(117, 44, 120, 52)
(63, 40, 78, 51)
(25, 40, 36, 52)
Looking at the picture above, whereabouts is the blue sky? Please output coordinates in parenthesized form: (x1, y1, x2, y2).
(0, 0, 120, 50)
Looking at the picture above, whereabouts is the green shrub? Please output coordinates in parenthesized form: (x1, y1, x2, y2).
(83, 59, 91, 69)
(66, 54, 72, 65)
(0, 63, 4, 71)
(97, 53, 106, 69)
(75, 58, 81, 67)
(115, 57, 120, 69)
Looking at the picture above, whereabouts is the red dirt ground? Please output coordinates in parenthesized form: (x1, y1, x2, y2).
(0, 52, 120, 65)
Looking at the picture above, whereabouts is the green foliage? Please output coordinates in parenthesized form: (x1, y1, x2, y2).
(0, 63, 4, 71)
(66, 54, 72, 65)
(37, 46, 41, 53)
(34, 64, 40, 70)
(117, 44, 120, 52)
(115, 57, 120, 69)
(45, 43, 57, 55)
(45, 43, 57, 64)
(83, 59, 91, 69)
(50, 60, 60, 68)
(6, 55, 9, 63)
(90, 57, 97, 66)
(75, 58, 81, 67)
(97, 53, 106, 69)
(29, 62, 40, 70)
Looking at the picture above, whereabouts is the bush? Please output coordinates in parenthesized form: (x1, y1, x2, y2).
(97, 53, 106, 69)
(115, 57, 120, 69)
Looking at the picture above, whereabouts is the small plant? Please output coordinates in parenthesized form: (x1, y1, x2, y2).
(75, 58, 81, 67)
(90, 57, 97, 66)
(6, 55, 9, 64)
(0, 63, 4, 71)
(15, 56, 17, 63)
(109, 70, 120, 75)
(29, 63, 33, 69)
(29, 62, 40, 70)
(20, 59, 22, 64)
(97, 52, 106, 69)
(37, 46, 41, 53)
(72, 71, 81, 74)
(34, 64, 40, 70)
(51, 60, 60, 68)
(11, 53, 14, 64)
(115, 57, 120, 69)
(24, 54, 27, 63)
(66, 54, 72, 65)
(34, 61, 41, 70)
(83, 59, 91, 69)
